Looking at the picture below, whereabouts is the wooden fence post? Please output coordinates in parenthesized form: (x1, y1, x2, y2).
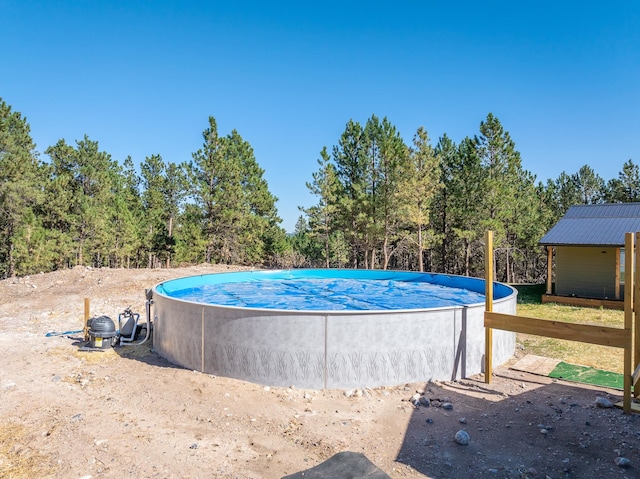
(623, 233, 633, 413)
(485, 230, 494, 384)
(635, 233, 640, 399)
(83, 298, 90, 342)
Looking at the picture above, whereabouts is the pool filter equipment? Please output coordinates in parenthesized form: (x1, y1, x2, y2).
(82, 301, 152, 350)
(118, 306, 141, 344)
(117, 305, 151, 346)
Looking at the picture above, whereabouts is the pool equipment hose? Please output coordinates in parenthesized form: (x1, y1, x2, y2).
(45, 329, 83, 337)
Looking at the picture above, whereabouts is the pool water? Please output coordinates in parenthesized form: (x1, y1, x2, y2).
(165, 277, 486, 310)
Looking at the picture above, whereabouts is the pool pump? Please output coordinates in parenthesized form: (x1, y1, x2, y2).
(86, 315, 117, 349)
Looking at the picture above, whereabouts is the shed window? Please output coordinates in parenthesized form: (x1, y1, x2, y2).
(620, 248, 636, 284)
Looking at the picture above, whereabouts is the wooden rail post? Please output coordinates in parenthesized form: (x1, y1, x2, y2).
(634, 233, 640, 400)
(485, 230, 494, 384)
(623, 233, 634, 413)
(83, 297, 90, 342)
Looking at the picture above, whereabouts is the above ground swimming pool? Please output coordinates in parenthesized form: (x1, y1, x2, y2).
(151, 269, 517, 389)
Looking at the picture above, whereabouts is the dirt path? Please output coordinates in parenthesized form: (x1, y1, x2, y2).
(1, 266, 638, 478)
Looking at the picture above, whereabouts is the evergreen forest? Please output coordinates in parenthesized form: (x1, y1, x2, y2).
(1, 98, 637, 283)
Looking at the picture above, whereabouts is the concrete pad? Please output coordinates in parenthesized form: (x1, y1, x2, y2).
(511, 354, 560, 376)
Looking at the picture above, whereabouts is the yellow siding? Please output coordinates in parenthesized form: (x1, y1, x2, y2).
(556, 246, 619, 299)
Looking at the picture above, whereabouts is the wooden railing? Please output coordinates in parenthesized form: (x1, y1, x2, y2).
(484, 231, 640, 414)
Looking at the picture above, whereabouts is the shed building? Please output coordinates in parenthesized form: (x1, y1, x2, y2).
(539, 203, 640, 308)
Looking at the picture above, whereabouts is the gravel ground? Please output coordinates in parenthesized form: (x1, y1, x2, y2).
(1, 265, 639, 479)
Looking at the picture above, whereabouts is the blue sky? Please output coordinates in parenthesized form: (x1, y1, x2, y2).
(2, 2, 638, 232)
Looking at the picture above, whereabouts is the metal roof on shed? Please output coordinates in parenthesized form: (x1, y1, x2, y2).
(539, 203, 640, 246)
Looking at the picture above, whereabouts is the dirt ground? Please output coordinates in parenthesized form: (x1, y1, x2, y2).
(1, 265, 639, 479)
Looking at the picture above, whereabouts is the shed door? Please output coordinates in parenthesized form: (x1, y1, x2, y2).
(556, 246, 617, 299)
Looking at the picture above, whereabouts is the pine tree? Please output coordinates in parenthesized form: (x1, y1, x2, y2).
(573, 165, 605, 204)
(431, 134, 458, 273)
(474, 114, 540, 282)
(162, 162, 187, 267)
(547, 172, 582, 218)
(188, 117, 282, 265)
(305, 147, 339, 267)
(330, 116, 408, 269)
(606, 160, 640, 203)
(332, 119, 370, 268)
(365, 116, 408, 269)
(115, 156, 144, 267)
(0, 99, 46, 277)
(452, 137, 485, 276)
(397, 126, 442, 271)
(44, 136, 117, 268)
(140, 154, 173, 268)
(173, 203, 208, 265)
(430, 136, 485, 276)
(475, 113, 520, 236)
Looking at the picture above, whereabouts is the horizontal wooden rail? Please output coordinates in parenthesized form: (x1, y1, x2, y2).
(485, 312, 631, 349)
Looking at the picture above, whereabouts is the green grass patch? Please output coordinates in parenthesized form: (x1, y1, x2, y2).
(516, 302, 625, 374)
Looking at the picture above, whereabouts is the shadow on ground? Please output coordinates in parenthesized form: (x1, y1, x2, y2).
(69, 333, 184, 370)
(395, 373, 640, 479)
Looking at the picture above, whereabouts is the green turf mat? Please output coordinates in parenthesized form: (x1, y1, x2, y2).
(548, 361, 625, 390)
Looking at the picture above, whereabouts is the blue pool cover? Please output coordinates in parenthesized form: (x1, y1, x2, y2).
(155, 269, 514, 311)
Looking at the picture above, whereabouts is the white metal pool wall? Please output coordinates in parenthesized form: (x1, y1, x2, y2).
(151, 293, 516, 389)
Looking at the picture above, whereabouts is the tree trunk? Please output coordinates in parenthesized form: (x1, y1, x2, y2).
(324, 230, 330, 269)
(147, 225, 153, 268)
(78, 239, 84, 266)
(166, 216, 173, 269)
(418, 227, 424, 272)
(383, 237, 389, 270)
(464, 239, 470, 277)
(8, 242, 15, 278)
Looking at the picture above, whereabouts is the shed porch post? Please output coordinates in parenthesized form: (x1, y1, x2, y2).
(615, 247, 621, 300)
(545, 246, 553, 295)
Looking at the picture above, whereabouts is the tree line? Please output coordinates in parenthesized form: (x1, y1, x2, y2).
(1, 98, 637, 281)
(0, 103, 285, 277)
(295, 114, 640, 283)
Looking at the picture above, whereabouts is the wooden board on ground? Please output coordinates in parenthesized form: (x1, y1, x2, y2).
(614, 401, 640, 413)
(511, 354, 561, 376)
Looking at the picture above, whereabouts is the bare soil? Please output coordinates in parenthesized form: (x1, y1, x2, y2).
(1, 266, 639, 479)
